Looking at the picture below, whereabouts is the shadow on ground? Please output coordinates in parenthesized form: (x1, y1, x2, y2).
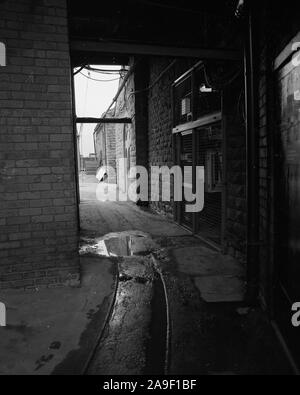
(0, 257, 117, 375)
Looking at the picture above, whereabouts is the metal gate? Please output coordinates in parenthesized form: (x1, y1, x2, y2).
(196, 122, 223, 245)
(177, 121, 224, 246)
(180, 131, 194, 229)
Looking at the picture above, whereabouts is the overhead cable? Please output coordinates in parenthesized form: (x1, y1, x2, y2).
(79, 71, 121, 83)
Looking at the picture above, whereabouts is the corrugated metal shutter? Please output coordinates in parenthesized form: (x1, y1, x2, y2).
(181, 132, 194, 228)
(196, 123, 223, 244)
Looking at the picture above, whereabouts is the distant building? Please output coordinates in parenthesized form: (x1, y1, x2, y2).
(81, 156, 98, 175)
(94, 68, 137, 190)
(94, 109, 117, 183)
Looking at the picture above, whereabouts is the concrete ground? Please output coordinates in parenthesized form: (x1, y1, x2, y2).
(79, 174, 190, 238)
(79, 175, 292, 375)
(0, 175, 292, 375)
(0, 257, 116, 375)
(80, 175, 245, 305)
(153, 237, 292, 375)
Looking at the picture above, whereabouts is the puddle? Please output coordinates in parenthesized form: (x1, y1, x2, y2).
(80, 231, 158, 258)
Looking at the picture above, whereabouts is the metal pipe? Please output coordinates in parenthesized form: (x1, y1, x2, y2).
(76, 117, 132, 124)
(244, 0, 260, 303)
(103, 64, 136, 118)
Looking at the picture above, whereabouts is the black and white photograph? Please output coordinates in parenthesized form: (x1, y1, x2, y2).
(0, 0, 300, 381)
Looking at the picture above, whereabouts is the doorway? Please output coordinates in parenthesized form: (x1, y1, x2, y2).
(173, 62, 225, 248)
(274, 36, 300, 364)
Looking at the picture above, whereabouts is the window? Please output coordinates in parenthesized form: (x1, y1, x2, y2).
(173, 62, 222, 128)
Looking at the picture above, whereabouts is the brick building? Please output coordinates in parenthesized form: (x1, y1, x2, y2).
(0, 0, 300, 371)
(253, 0, 300, 367)
(0, 0, 79, 290)
(146, 58, 246, 261)
(94, 109, 117, 183)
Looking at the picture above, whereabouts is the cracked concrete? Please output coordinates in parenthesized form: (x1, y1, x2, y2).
(0, 257, 117, 375)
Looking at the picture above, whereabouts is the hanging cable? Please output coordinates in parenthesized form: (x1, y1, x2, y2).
(129, 59, 177, 98)
(203, 64, 242, 90)
(85, 65, 126, 75)
(79, 71, 121, 83)
(73, 64, 88, 76)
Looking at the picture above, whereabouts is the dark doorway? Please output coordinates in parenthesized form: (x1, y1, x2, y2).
(274, 42, 300, 365)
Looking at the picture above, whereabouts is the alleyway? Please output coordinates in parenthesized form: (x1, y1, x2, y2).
(78, 176, 292, 375)
(79, 174, 189, 238)
(0, 175, 292, 375)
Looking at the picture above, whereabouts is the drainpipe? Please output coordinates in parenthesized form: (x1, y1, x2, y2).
(244, 1, 260, 304)
(103, 63, 136, 118)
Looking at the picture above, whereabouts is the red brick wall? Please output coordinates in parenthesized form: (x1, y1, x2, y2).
(0, 0, 79, 289)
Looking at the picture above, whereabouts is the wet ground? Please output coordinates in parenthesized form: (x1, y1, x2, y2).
(78, 176, 292, 375)
(0, 176, 291, 375)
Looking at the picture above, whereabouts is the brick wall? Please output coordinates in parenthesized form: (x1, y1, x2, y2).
(257, 39, 270, 305)
(223, 76, 247, 262)
(94, 109, 117, 183)
(114, 59, 149, 197)
(114, 66, 136, 192)
(256, 2, 300, 306)
(147, 57, 247, 260)
(148, 57, 193, 217)
(0, 0, 79, 290)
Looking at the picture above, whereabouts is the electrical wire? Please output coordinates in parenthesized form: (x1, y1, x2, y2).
(129, 59, 177, 97)
(79, 71, 121, 83)
(86, 65, 126, 75)
(74, 65, 125, 77)
(203, 64, 242, 90)
(73, 65, 87, 76)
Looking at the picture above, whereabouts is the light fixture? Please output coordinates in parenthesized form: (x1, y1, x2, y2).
(200, 84, 213, 93)
(235, 0, 245, 19)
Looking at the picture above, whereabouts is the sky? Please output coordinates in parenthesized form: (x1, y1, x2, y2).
(74, 66, 121, 157)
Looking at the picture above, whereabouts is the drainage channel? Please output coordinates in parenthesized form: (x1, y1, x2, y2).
(144, 271, 168, 375)
(80, 231, 170, 376)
